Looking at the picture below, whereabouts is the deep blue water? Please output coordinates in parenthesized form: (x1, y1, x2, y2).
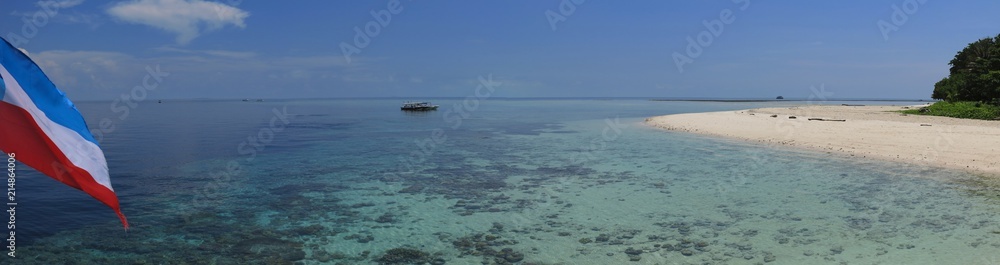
(8, 99, 1000, 265)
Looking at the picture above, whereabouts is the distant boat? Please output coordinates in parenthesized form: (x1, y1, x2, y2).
(401, 101, 439, 111)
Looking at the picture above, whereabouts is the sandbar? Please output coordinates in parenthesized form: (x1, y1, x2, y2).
(646, 105, 1000, 177)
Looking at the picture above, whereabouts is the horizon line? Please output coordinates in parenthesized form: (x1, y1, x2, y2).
(73, 96, 936, 103)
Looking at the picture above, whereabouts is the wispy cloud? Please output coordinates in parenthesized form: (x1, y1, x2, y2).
(106, 0, 249, 45)
(154, 46, 257, 59)
(11, 0, 88, 19)
(31, 50, 137, 91)
(59, 11, 104, 29)
(14, 1, 112, 30)
(40, 0, 85, 8)
(29, 48, 369, 99)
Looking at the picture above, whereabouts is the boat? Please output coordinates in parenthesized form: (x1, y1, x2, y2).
(401, 101, 439, 111)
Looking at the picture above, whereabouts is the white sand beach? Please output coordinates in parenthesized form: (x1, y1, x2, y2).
(646, 105, 1000, 177)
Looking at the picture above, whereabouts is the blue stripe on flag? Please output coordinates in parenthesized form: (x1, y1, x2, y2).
(0, 37, 99, 145)
(0, 74, 5, 101)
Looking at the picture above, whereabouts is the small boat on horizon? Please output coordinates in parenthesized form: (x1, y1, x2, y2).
(401, 101, 439, 111)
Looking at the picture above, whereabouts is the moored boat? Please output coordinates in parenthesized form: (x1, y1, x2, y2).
(401, 101, 439, 111)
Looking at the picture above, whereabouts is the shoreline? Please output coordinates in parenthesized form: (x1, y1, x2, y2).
(645, 105, 1000, 178)
(649, 99, 929, 103)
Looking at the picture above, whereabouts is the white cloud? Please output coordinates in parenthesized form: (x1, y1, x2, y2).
(12, 1, 103, 29)
(106, 0, 249, 44)
(31, 50, 138, 92)
(154, 46, 257, 59)
(10, 0, 87, 18)
(27, 48, 370, 99)
(60, 12, 103, 29)
(39, 0, 85, 8)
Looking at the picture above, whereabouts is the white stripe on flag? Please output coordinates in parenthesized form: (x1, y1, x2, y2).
(0, 63, 113, 191)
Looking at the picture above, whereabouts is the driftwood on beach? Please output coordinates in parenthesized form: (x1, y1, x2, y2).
(807, 118, 846, 122)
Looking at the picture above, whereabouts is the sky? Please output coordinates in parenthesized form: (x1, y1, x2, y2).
(2, 0, 1000, 100)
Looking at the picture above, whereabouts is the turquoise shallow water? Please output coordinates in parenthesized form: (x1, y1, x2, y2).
(9, 99, 1000, 264)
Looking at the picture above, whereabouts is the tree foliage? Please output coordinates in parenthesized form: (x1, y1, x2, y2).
(933, 34, 1000, 104)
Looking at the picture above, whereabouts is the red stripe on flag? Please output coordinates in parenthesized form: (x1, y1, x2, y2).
(0, 101, 128, 229)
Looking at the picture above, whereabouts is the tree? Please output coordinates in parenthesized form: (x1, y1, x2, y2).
(934, 34, 1000, 104)
(932, 76, 956, 100)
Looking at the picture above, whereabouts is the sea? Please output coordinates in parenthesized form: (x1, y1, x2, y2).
(7, 98, 1000, 265)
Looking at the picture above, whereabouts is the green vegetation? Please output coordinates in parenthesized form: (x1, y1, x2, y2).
(916, 34, 1000, 120)
(901, 101, 1000, 120)
(932, 34, 1000, 104)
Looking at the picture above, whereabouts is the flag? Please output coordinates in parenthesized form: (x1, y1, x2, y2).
(0, 37, 128, 230)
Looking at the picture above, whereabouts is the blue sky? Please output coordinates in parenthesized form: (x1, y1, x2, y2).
(3, 0, 999, 100)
